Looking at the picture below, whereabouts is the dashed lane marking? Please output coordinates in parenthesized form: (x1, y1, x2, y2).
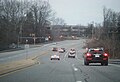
(74, 67, 78, 71)
(72, 64, 78, 71)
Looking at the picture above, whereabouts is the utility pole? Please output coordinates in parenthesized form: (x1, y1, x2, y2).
(90, 21, 94, 39)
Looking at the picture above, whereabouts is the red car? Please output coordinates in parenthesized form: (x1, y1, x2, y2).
(84, 48, 108, 66)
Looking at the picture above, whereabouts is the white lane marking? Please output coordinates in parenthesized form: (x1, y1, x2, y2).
(76, 81, 82, 82)
(74, 67, 78, 71)
(72, 64, 78, 71)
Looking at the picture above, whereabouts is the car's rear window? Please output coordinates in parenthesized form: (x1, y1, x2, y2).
(89, 50, 104, 54)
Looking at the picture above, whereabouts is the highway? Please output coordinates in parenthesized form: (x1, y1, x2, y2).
(0, 39, 120, 82)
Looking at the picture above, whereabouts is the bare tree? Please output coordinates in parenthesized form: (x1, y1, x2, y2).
(51, 17, 65, 25)
(0, 0, 56, 49)
(101, 7, 120, 58)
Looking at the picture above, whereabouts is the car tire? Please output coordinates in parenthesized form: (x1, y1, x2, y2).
(104, 61, 108, 66)
(101, 62, 104, 66)
(84, 60, 89, 65)
(51, 58, 52, 60)
(101, 62, 108, 66)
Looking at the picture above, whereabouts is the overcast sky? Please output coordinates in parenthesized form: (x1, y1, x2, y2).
(48, 0, 120, 25)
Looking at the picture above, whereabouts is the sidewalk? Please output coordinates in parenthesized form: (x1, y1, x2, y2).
(0, 59, 37, 76)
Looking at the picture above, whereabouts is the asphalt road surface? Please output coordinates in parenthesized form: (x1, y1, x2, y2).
(0, 39, 120, 82)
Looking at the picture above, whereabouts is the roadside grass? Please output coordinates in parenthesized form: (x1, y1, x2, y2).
(84, 39, 120, 59)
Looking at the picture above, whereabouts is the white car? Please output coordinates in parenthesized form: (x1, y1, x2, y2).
(58, 48, 65, 53)
(51, 55, 60, 60)
(68, 49, 76, 58)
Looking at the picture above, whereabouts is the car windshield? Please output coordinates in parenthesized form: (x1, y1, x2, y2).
(0, 0, 120, 82)
(90, 50, 103, 54)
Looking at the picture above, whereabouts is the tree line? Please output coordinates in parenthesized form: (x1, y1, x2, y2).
(87, 7, 120, 58)
(0, 0, 65, 50)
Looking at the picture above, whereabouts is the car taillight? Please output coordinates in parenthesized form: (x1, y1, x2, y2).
(86, 53, 92, 57)
(103, 53, 108, 57)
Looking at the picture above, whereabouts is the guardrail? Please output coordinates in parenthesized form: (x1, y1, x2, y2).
(109, 59, 120, 64)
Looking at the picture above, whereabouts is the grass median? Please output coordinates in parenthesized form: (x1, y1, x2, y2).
(0, 50, 49, 77)
(0, 58, 38, 76)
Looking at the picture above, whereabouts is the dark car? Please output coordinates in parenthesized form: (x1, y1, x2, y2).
(52, 47, 58, 51)
(84, 48, 108, 66)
